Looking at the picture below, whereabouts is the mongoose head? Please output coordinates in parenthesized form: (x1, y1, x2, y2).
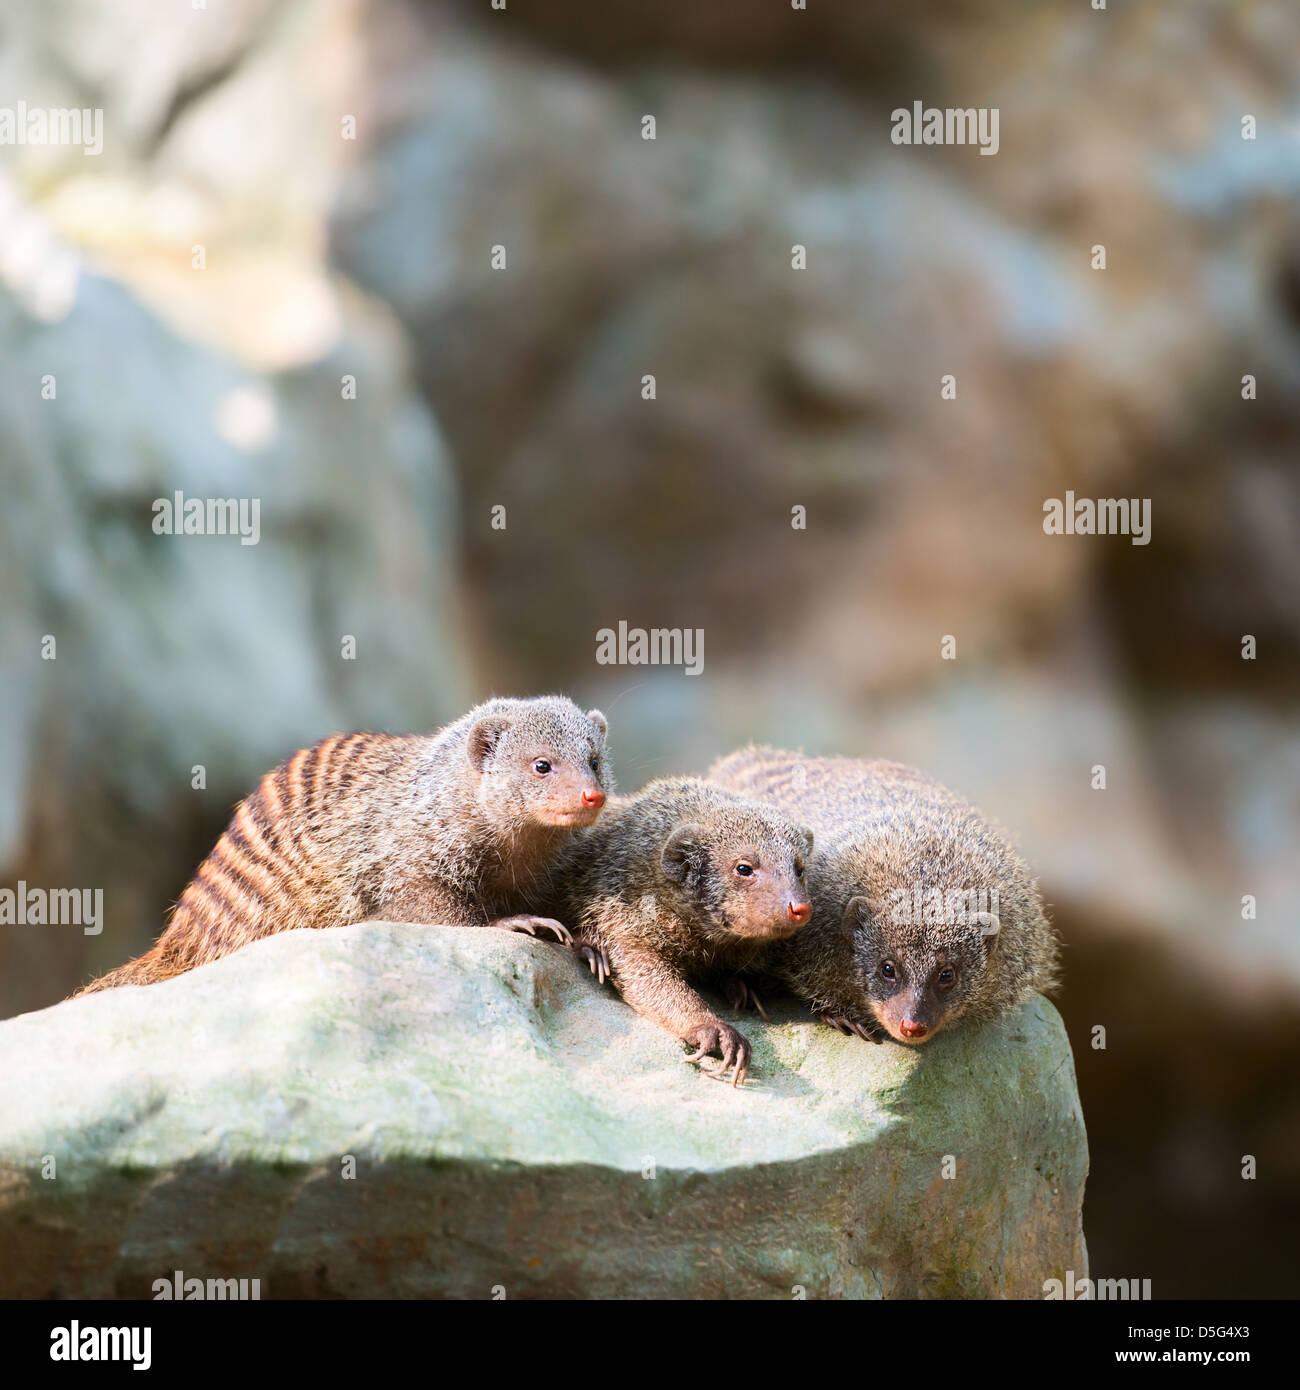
(660, 806, 815, 942)
(468, 697, 611, 829)
(840, 892, 1000, 1043)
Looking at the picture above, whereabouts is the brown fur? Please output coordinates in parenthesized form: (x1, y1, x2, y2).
(76, 696, 611, 994)
(541, 777, 814, 1084)
(708, 747, 1060, 1044)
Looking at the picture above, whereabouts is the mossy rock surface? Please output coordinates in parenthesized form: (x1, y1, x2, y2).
(0, 922, 1087, 1298)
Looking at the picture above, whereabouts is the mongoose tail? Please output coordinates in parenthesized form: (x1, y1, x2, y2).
(75, 940, 184, 993)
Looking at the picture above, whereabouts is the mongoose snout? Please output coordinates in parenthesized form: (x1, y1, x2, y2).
(529, 778, 606, 828)
(661, 820, 813, 943)
(839, 894, 1013, 1043)
(728, 895, 811, 941)
(477, 711, 611, 829)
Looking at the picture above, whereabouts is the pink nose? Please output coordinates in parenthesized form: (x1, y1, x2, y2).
(581, 788, 606, 809)
(787, 900, 812, 925)
(899, 1019, 928, 1039)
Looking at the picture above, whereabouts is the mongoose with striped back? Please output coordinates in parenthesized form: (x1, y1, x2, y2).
(76, 696, 611, 994)
(707, 747, 1059, 1044)
(538, 777, 814, 1085)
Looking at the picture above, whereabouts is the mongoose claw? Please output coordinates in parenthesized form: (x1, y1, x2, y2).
(573, 941, 610, 985)
(683, 1020, 752, 1088)
(722, 975, 769, 1021)
(819, 1012, 884, 1043)
(489, 914, 574, 947)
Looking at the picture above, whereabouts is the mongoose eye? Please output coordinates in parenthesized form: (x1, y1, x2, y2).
(936, 966, 956, 989)
(734, 862, 754, 878)
(589, 755, 600, 773)
(879, 961, 897, 982)
(794, 860, 806, 877)
(532, 759, 552, 775)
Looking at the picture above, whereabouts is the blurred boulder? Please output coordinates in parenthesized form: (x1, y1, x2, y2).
(334, 0, 1300, 693)
(0, 220, 464, 1016)
(0, 0, 472, 1012)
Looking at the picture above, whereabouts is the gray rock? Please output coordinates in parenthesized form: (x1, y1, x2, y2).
(0, 0, 472, 1011)
(0, 191, 467, 1011)
(0, 921, 1088, 1299)
(333, 2, 1300, 695)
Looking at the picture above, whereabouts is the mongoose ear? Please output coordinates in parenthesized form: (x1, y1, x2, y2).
(587, 709, 608, 740)
(661, 823, 705, 884)
(798, 825, 815, 859)
(841, 895, 870, 939)
(467, 715, 510, 770)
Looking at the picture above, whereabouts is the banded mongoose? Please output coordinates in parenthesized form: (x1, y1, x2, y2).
(540, 777, 814, 1085)
(77, 696, 612, 994)
(708, 747, 1059, 1044)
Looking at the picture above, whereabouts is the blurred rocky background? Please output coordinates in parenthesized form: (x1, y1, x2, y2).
(1, 0, 1297, 1296)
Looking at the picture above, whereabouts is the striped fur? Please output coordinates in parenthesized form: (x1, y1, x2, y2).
(77, 697, 611, 994)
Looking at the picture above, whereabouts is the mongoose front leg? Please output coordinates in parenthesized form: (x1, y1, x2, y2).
(608, 947, 753, 1086)
(380, 882, 573, 943)
(683, 1020, 752, 1086)
(722, 973, 769, 1021)
(488, 914, 574, 946)
(819, 1011, 884, 1043)
(570, 937, 611, 985)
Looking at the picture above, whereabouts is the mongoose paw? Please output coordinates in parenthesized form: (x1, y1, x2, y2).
(573, 940, 611, 986)
(721, 974, 769, 1021)
(489, 914, 574, 947)
(819, 1012, 884, 1044)
(683, 1020, 752, 1088)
